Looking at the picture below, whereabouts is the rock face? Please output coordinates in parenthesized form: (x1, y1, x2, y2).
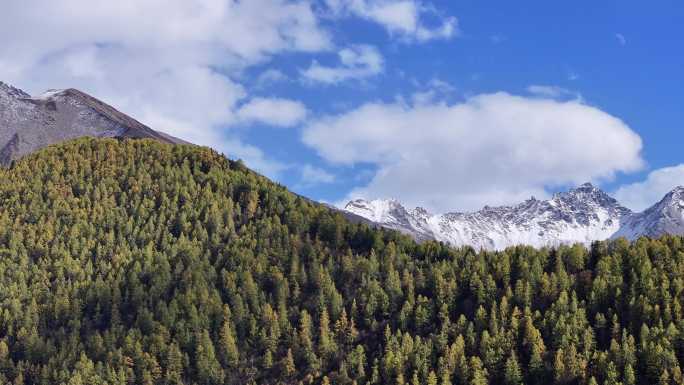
(345, 183, 684, 250)
(0, 81, 185, 165)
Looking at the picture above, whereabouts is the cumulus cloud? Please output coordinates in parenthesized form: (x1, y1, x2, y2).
(410, 77, 456, 105)
(237, 97, 308, 127)
(324, 0, 457, 42)
(256, 69, 289, 87)
(615, 33, 627, 46)
(301, 44, 383, 84)
(301, 164, 336, 185)
(614, 165, 684, 211)
(0, 0, 332, 176)
(303, 92, 644, 212)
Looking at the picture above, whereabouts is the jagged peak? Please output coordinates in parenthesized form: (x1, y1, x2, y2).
(553, 182, 622, 207)
(344, 197, 410, 223)
(653, 186, 684, 206)
(559, 182, 601, 195)
(345, 197, 404, 211)
(0, 81, 30, 98)
(413, 206, 431, 216)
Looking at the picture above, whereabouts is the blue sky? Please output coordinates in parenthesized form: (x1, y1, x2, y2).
(2, 0, 683, 212)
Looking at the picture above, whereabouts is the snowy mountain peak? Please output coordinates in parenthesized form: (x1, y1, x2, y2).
(649, 186, 684, 212)
(0, 81, 30, 99)
(550, 182, 631, 218)
(344, 198, 436, 241)
(344, 198, 406, 223)
(556, 182, 613, 202)
(614, 187, 684, 240)
(666, 186, 684, 201)
(345, 184, 684, 250)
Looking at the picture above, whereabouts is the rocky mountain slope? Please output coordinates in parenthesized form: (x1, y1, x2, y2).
(345, 183, 684, 249)
(0, 81, 184, 165)
(615, 186, 684, 239)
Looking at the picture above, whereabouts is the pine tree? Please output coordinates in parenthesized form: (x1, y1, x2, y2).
(263, 350, 274, 370)
(624, 363, 636, 385)
(165, 343, 184, 385)
(319, 308, 336, 358)
(219, 305, 239, 367)
(469, 357, 488, 385)
(195, 330, 224, 385)
(299, 310, 319, 372)
(504, 352, 523, 385)
(282, 348, 296, 378)
(427, 370, 439, 385)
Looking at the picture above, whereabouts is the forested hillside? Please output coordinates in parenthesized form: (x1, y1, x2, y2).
(1, 138, 684, 385)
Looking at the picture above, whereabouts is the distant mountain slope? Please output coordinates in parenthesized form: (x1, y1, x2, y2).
(346, 183, 684, 249)
(0, 81, 184, 165)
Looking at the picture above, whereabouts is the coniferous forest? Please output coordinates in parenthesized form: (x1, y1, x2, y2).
(1, 138, 684, 385)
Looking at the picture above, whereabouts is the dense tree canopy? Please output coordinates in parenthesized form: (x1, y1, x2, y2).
(1, 138, 684, 384)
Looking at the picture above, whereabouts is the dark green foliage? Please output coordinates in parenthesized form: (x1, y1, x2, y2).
(1, 138, 684, 384)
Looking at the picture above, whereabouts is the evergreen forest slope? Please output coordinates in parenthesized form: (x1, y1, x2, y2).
(1, 138, 684, 385)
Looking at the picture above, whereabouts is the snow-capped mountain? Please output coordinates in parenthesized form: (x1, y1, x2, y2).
(344, 198, 437, 242)
(345, 183, 684, 250)
(1, 81, 184, 165)
(614, 186, 684, 240)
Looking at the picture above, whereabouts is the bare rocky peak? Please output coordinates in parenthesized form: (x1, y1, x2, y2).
(0, 81, 186, 166)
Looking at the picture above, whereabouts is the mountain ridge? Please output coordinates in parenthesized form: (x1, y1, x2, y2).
(0, 80, 185, 166)
(345, 183, 684, 249)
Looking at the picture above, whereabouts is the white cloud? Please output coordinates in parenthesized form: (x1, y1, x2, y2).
(614, 165, 684, 211)
(410, 78, 455, 105)
(237, 97, 308, 127)
(325, 0, 457, 42)
(301, 44, 383, 84)
(256, 69, 289, 87)
(303, 92, 644, 212)
(527, 85, 582, 100)
(0, 0, 331, 177)
(615, 33, 627, 46)
(301, 164, 336, 185)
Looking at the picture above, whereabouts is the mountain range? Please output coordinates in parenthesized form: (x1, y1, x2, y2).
(0, 81, 184, 166)
(345, 183, 684, 249)
(2, 79, 684, 251)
